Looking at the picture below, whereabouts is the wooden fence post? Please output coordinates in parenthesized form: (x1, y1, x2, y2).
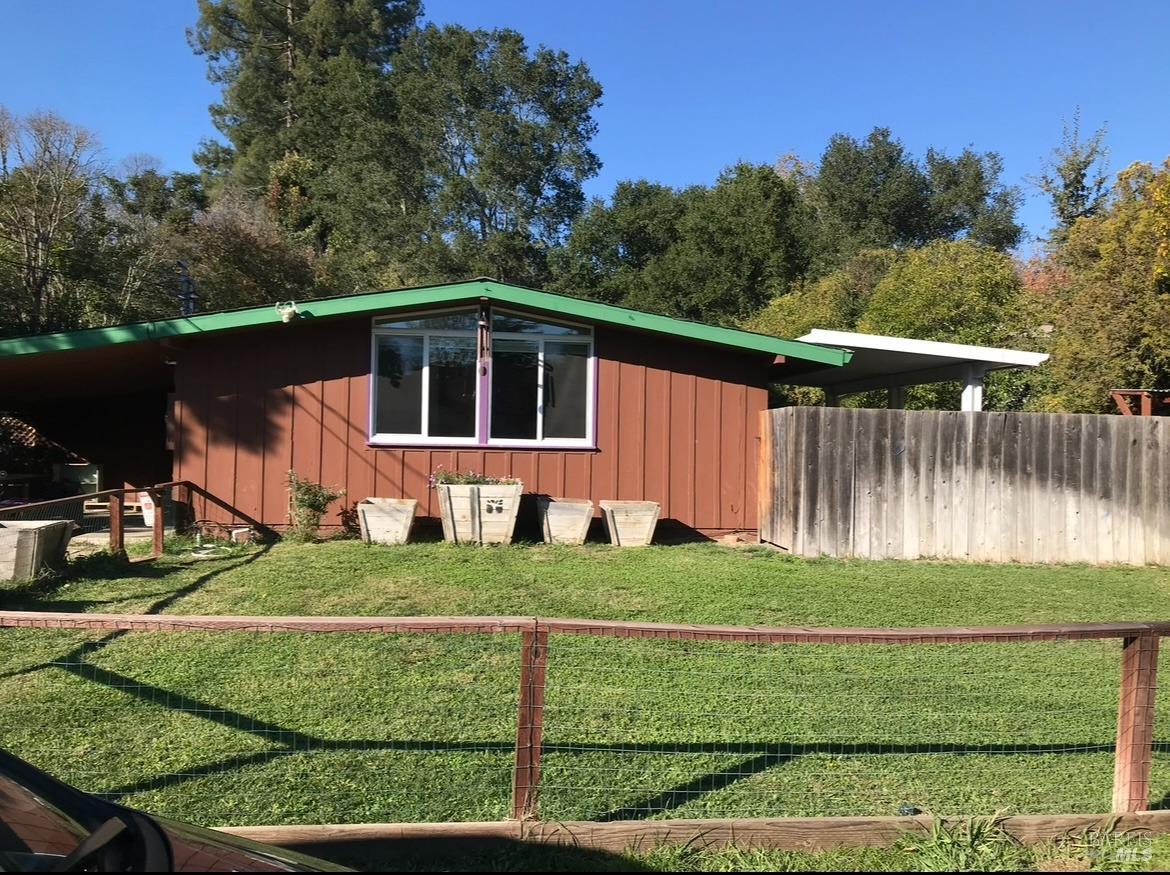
(150, 490, 165, 559)
(1113, 633, 1160, 813)
(108, 493, 125, 556)
(512, 623, 549, 821)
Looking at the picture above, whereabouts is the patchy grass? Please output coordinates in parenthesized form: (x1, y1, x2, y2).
(0, 541, 1168, 872)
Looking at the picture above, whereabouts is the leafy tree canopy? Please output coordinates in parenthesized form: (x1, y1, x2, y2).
(389, 24, 603, 284)
(1034, 160, 1170, 411)
(860, 240, 1021, 345)
(552, 164, 809, 324)
(1032, 110, 1110, 245)
(807, 127, 1022, 271)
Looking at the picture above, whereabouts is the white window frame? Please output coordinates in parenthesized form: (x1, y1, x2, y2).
(368, 306, 597, 449)
(486, 309, 595, 449)
(369, 307, 482, 446)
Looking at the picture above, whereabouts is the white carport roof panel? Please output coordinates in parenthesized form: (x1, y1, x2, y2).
(787, 329, 1049, 394)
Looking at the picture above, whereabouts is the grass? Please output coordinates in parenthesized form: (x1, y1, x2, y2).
(1, 541, 1169, 871)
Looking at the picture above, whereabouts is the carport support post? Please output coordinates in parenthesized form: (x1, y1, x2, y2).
(1113, 633, 1159, 813)
(960, 365, 986, 412)
(512, 624, 548, 820)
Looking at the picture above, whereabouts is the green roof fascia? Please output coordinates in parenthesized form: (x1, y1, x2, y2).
(0, 280, 851, 368)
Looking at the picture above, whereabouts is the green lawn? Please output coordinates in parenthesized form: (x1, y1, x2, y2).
(1, 541, 1169, 871)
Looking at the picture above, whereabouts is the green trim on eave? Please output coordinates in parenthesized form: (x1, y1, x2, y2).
(0, 280, 851, 368)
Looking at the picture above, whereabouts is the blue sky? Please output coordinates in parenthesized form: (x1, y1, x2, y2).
(2, 1, 1168, 250)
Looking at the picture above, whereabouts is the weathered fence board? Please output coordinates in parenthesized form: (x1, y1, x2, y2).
(759, 407, 1170, 565)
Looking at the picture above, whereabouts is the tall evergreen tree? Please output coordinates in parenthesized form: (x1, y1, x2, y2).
(1033, 111, 1110, 244)
(389, 25, 603, 284)
(189, 0, 421, 191)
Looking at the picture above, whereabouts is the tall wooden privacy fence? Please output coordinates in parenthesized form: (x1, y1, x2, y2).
(1, 610, 1167, 845)
(759, 406, 1170, 564)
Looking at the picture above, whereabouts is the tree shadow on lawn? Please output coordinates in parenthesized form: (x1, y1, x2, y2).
(55, 646, 1131, 811)
(23, 601, 1149, 823)
(0, 553, 173, 612)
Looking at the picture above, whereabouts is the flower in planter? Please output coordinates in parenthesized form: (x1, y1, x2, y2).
(429, 466, 520, 487)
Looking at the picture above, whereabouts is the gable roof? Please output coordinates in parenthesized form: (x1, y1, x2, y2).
(0, 279, 851, 368)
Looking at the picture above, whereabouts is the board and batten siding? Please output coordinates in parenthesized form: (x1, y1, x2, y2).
(759, 406, 1170, 564)
(173, 314, 768, 533)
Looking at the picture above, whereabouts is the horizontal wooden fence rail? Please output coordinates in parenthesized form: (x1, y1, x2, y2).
(1, 611, 1164, 824)
(5, 611, 1167, 641)
(218, 811, 1170, 854)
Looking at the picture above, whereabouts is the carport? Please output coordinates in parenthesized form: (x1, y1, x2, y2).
(0, 340, 174, 497)
(787, 329, 1050, 411)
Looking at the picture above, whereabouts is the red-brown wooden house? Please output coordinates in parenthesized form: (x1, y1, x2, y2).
(0, 280, 848, 538)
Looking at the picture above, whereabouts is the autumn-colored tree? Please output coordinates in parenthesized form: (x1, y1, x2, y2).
(1035, 161, 1170, 412)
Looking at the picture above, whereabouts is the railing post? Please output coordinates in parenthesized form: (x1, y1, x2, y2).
(150, 490, 165, 559)
(1112, 633, 1160, 813)
(512, 622, 548, 821)
(108, 493, 125, 556)
(176, 482, 193, 535)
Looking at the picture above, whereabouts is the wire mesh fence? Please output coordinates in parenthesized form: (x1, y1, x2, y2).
(540, 635, 1123, 820)
(0, 623, 522, 825)
(0, 614, 1165, 829)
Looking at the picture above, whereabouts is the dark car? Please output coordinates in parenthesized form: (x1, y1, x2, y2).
(0, 749, 350, 872)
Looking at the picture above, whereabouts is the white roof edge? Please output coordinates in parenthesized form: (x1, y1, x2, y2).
(796, 329, 1049, 368)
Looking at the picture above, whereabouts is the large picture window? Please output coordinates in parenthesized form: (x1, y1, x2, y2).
(370, 307, 594, 447)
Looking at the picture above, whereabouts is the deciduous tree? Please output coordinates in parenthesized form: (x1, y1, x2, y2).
(0, 109, 99, 333)
(1036, 161, 1170, 411)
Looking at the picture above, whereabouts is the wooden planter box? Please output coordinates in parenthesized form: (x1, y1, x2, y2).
(538, 497, 594, 545)
(599, 500, 660, 547)
(0, 520, 73, 582)
(436, 483, 523, 545)
(357, 498, 418, 545)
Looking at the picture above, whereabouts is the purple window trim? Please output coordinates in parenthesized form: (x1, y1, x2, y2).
(477, 299, 491, 445)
